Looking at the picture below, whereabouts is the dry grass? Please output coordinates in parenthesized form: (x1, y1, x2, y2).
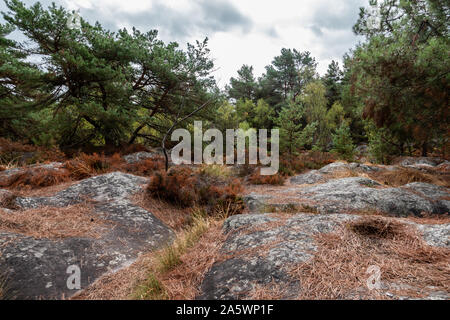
(0, 138, 66, 166)
(133, 192, 191, 231)
(73, 213, 225, 300)
(291, 217, 450, 300)
(328, 168, 360, 179)
(279, 151, 337, 176)
(140, 217, 225, 300)
(147, 167, 245, 216)
(0, 167, 72, 190)
(249, 170, 286, 186)
(0, 191, 18, 210)
(197, 164, 232, 179)
(0, 203, 108, 240)
(123, 157, 164, 176)
(369, 167, 449, 188)
(64, 153, 122, 180)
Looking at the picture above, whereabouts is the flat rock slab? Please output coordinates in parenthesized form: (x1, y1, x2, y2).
(294, 178, 450, 216)
(0, 172, 174, 300)
(245, 177, 449, 217)
(318, 162, 381, 174)
(290, 170, 327, 185)
(123, 152, 158, 164)
(198, 213, 358, 300)
(198, 213, 450, 300)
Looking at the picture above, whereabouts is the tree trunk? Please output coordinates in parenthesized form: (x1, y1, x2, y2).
(422, 142, 428, 157)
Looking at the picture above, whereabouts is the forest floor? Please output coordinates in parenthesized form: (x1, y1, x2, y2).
(0, 146, 449, 300)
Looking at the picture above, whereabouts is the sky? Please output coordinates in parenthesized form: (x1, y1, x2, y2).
(0, 0, 368, 87)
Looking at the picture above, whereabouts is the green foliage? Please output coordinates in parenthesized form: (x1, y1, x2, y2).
(331, 121, 355, 161)
(351, 0, 449, 157)
(302, 82, 331, 150)
(260, 48, 317, 110)
(365, 120, 400, 164)
(227, 65, 257, 102)
(323, 60, 343, 108)
(2, 0, 216, 148)
(273, 100, 317, 155)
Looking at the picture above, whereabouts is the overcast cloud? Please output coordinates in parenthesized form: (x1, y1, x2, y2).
(0, 0, 368, 87)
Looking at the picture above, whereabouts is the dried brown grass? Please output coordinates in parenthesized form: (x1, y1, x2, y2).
(291, 217, 450, 300)
(249, 170, 286, 186)
(0, 191, 18, 210)
(0, 203, 108, 240)
(0, 167, 72, 190)
(73, 216, 225, 300)
(133, 192, 191, 231)
(369, 167, 449, 188)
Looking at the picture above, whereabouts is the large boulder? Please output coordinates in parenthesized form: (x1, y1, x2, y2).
(290, 170, 327, 185)
(123, 152, 158, 164)
(0, 172, 174, 300)
(199, 213, 357, 300)
(245, 177, 449, 217)
(294, 178, 449, 216)
(198, 213, 450, 300)
(318, 162, 380, 174)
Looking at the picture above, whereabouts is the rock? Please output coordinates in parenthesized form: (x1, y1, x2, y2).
(318, 162, 350, 174)
(243, 177, 449, 217)
(296, 177, 449, 217)
(242, 193, 273, 213)
(355, 144, 369, 156)
(0, 172, 174, 299)
(15, 172, 148, 209)
(415, 223, 450, 248)
(198, 213, 449, 300)
(318, 162, 380, 174)
(398, 157, 446, 168)
(198, 213, 357, 300)
(290, 170, 327, 185)
(123, 152, 157, 164)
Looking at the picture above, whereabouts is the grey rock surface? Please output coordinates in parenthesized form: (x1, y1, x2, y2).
(399, 157, 445, 167)
(290, 170, 327, 185)
(293, 178, 449, 216)
(242, 193, 273, 213)
(199, 213, 357, 300)
(0, 172, 174, 300)
(318, 162, 380, 174)
(123, 152, 157, 164)
(198, 213, 449, 300)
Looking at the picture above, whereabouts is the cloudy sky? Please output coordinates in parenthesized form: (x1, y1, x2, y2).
(1, 0, 368, 87)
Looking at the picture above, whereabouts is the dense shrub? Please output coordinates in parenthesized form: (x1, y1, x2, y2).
(0, 168, 71, 189)
(331, 122, 355, 161)
(123, 157, 165, 176)
(64, 153, 122, 180)
(249, 169, 286, 185)
(0, 138, 66, 166)
(279, 151, 337, 176)
(147, 167, 244, 216)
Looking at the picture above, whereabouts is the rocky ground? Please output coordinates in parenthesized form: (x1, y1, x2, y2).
(0, 155, 448, 300)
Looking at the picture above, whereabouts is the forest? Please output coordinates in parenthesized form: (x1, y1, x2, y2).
(0, 0, 447, 165)
(0, 0, 449, 302)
